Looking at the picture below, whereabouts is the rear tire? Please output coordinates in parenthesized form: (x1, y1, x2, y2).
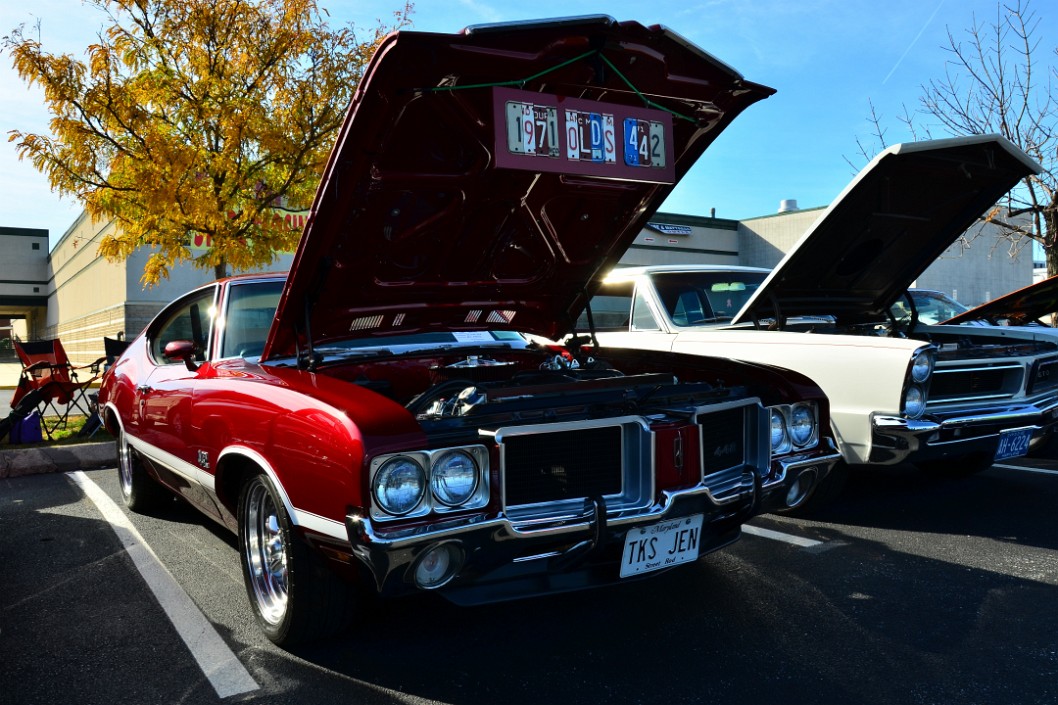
(238, 474, 357, 647)
(117, 427, 168, 512)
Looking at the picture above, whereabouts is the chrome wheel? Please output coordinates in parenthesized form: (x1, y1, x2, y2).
(117, 430, 133, 500)
(243, 480, 289, 626)
(115, 425, 166, 512)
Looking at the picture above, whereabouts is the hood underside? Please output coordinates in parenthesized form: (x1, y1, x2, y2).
(945, 275, 1058, 325)
(262, 16, 774, 361)
(732, 135, 1041, 326)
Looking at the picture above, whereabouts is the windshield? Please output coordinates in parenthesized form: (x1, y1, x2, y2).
(651, 270, 768, 325)
(892, 290, 970, 325)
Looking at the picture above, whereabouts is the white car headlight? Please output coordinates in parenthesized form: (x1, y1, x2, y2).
(904, 384, 926, 419)
(770, 408, 789, 452)
(788, 403, 816, 447)
(373, 456, 426, 515)
(431, 450, 480, 506)
(911, 350, 935, 383)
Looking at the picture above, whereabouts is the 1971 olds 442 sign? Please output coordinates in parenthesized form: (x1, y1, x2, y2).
(584, 135, 1058, 510)
(99, 16, 838, 645)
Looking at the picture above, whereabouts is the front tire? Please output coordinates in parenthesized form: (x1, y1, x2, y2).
(238, 474, 356, 646)
(117, 426, 168, 512)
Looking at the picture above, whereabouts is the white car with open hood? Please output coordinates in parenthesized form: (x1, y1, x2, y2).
(582, 135, 1058, 509)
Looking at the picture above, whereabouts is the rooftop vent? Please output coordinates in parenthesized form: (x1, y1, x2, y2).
(778, 199, 798, 213)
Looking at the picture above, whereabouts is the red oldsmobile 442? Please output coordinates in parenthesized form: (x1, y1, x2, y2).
(100, 16, 838, 645)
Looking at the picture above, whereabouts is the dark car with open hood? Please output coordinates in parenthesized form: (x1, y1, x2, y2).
(99, 16, 838, 646)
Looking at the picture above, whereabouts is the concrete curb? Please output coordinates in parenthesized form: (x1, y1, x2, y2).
(0, 441, 116, 479)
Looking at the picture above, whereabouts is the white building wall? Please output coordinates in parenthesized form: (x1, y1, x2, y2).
(618, 212, 742, 268)
(0, 228, 48, 304)
(913, 221, 1032, 307)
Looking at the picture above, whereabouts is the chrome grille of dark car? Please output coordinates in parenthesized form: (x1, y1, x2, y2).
(930, 363, 1024, 403)
(503, 426, 623, 506)
(699, 406, 748, 498)
(1029, 356, 1058, 395)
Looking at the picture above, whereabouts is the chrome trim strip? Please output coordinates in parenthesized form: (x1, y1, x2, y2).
(216, 446, 348, 541)
(933, 363, 1024, 374)
(348, 469, 756, 551)
(125, 432, 212, 490)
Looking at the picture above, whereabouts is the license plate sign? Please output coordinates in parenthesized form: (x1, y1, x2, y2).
(994, 426, 1034, 460)
(620, 515, 704, 578)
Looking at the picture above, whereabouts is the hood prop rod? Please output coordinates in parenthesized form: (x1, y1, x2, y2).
(297, 297, 321, 371)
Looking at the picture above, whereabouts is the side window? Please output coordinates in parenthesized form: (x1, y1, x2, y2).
(631, 288, 661, 331)
(220, 280, 284, 358)
(149, 288, 217, 364)
(579, 282, 634, 331)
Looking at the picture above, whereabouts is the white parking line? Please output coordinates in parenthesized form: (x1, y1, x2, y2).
(992, 463, 1058, 476)
(742, 524, 823, 548)
(70, 471, 259, 699)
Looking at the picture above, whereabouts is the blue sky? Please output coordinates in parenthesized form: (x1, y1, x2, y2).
(2, 0, 1055, 250)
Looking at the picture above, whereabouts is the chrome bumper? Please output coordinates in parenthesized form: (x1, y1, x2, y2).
(345, 467, 760, 604)
(759, 438, 841, 511)
(870, 400, 1058, 464)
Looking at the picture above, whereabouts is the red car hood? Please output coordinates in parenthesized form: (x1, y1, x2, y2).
(945, 275, 1058, 325)
(262, 16, 774, 361)
(731, 135, 1040, 326)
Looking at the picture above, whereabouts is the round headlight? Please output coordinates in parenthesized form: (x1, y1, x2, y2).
(789, 403, 816, 447)
(904, 384, 926, 419)
(770, 408, 788, 451)
(373, 457, 426, 515)
(431, 451, 479, 506)
(911, 351, 934, 383)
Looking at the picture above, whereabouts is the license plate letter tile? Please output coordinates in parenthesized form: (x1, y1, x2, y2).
(620, 514, 704, 578)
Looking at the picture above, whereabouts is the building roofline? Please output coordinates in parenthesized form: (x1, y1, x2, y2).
(0, 227, 48, 238)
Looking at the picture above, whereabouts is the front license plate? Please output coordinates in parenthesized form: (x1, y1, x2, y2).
(620, 514, 704, 578)
(994, 426, 1034, 460)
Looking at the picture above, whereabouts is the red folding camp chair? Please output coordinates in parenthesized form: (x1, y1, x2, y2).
(11, 339, 106, 440)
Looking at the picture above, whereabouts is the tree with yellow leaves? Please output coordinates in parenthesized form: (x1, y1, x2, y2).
(5, 0, 412, 285)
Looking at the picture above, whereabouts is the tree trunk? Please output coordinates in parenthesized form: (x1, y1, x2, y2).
(214, 259, 228, 281)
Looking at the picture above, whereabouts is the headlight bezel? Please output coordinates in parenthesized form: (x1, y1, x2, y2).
(372, 456, 427, 517)
(770, 407, 790, 454)
(910, 348, 936, 383)
(430, 450, 481, 507)
(788, 403, 817, 447)
(903, 347, 935, 419)
(903, 383, 927, 419)
(369, 446, 490, 521)
(768, 402, 820, 455)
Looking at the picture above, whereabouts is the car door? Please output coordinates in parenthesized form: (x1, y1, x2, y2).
(135, 285, 219, 503)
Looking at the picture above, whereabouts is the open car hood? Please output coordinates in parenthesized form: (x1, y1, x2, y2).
(731, 135, 1040, 326)
(944, 275, 1058, 326)
(262, 16, 774, 361)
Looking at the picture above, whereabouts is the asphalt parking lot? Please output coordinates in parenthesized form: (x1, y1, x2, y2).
(2, 456, 1057, 705)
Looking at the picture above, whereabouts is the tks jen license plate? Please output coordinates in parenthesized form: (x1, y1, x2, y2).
(620, 514, 704, 578)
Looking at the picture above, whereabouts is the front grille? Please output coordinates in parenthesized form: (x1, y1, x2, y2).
(503, 425, 623, 506)
(698, 406, 748, 497)
(930, 363, 1023, 402)
(1029, 357, 1058, 394)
